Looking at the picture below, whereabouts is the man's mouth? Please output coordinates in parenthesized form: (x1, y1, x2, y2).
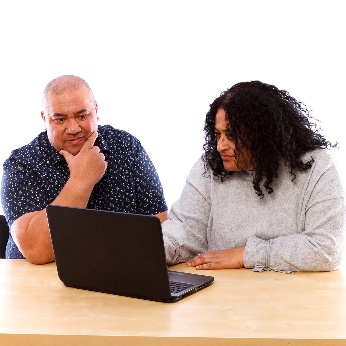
(67, 136, 84, 144)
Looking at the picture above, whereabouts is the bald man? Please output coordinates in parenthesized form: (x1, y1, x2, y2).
(1, 75, 168, 263)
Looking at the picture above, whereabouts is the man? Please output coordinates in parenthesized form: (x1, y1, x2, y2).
(1, 75, 168, 264)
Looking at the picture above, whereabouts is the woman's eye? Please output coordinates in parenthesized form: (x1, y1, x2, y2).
(226, 131, 234, 141)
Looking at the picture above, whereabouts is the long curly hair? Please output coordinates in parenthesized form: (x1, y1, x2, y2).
(203, 81, 335, 197)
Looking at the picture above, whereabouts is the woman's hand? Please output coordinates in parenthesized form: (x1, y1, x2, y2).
(186, 247, 245, 270)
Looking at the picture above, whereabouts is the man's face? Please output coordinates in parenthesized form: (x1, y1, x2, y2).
(41, 86, 99, 155)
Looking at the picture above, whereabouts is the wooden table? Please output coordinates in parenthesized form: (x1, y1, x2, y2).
(1, 259, 346, 345)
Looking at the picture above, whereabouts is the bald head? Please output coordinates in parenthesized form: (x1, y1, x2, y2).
(40, 75, 99, 155)
(42, 75, 95, 111)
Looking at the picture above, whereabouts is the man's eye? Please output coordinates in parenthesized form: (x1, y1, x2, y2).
(79, 114, 89, 119)
(53, 118, 65, 123)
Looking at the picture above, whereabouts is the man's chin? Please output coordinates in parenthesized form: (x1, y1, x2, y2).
(63, 144, 83, 156)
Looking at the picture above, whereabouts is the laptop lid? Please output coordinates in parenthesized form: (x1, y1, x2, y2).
(46, 205, 214, 303)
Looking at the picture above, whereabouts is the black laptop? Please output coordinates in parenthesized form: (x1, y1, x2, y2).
(46, 205, 214, 303)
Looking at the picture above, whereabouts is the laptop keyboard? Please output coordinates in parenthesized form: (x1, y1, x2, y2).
(169, 281, 194, 294)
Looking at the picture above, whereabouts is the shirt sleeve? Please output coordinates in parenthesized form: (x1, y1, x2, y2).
(244, 156, 345, 272)
(162, 158, 211, 265)
(131, 140, 168, 215)
(1, 156, 49, 227)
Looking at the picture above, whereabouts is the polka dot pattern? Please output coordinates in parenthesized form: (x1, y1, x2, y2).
(1, 125, 167, 259)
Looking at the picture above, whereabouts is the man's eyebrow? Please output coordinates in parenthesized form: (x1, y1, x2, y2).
(52, 113, 67, 118)
(74, 109, 88, 115)
(52, 109, 88, 117)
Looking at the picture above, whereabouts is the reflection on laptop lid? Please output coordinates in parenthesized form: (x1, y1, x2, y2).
(46, 205, 214, 303)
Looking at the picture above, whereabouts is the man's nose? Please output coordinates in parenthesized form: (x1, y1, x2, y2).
(66, 118, 81, 134)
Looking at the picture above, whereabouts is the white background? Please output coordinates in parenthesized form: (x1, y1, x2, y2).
(1, 0, 345, 213)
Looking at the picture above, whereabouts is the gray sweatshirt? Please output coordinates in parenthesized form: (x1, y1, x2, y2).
(162, 149, 345, 272)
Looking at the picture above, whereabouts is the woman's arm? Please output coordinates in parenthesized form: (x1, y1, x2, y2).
(162, 158, 211, 264)
(246, 156, 344, 272)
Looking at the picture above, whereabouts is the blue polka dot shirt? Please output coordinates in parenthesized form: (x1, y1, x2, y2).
(1, 125, 167, 259)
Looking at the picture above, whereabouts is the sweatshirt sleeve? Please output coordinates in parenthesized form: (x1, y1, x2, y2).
(244, 153, 345, 272)
(162, 158, 211, 265)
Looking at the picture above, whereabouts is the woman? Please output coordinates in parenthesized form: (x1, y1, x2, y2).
(162, 81, 345, 272)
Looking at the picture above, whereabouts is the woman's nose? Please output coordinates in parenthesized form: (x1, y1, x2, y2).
(217, 135, 232, 152)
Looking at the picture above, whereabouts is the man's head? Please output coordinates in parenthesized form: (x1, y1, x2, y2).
(41, 75, 99, 155)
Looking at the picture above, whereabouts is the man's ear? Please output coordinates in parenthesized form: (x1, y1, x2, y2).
(41, 111, 47, 129)
(95, 101, 100, 121)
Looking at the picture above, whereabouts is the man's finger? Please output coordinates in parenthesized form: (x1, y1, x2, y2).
(60, 149, 73, 161)
(82, 131, 98, 150)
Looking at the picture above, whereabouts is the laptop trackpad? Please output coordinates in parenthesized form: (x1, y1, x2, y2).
(168, 270, 195, 284)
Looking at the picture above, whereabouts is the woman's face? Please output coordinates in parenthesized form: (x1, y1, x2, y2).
(214, 108, 254, 171)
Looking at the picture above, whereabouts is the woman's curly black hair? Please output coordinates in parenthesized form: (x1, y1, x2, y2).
(203, 81, 336, 197)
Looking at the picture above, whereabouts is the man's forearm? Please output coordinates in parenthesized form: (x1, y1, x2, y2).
(11, 177, 94, 264)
